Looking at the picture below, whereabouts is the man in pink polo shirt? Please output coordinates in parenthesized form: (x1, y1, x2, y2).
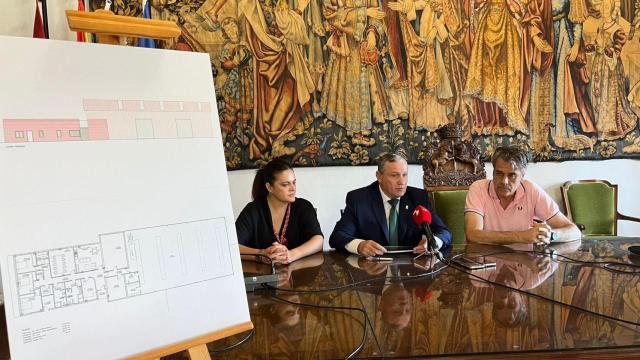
(465, 146, 580, 245)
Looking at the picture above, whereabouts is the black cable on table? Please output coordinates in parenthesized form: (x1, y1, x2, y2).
(471, 248, 640, 274)
(208, 327, 256, 354)
(265, 284, 368, 360)
(552, 251, 640, 274)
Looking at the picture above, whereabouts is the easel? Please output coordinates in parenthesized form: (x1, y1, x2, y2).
(64, 9, 254, 360)
(66, 9, 181, 45)
(129, 322, 254, 359)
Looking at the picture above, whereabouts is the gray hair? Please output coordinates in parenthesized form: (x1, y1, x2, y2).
(378, 153, 407, 173)
(491, 146, 529, 172)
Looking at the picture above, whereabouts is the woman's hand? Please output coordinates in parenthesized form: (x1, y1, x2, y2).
(266, 242, 290, 264)
(277, 265, 293, 286)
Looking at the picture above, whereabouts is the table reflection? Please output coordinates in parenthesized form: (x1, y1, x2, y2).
(345, 254, 442, 356)
(206, 252, 370, 359)
(467, 251, 558, 326)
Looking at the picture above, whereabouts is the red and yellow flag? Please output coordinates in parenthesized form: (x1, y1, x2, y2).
(76, 0, 93, 43)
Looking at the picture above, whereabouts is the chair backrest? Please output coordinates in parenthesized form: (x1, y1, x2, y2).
(561, 180, 618, 236)
(430, 189, 468, 245)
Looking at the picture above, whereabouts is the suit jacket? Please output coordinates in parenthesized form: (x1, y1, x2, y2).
(329, 182, 452, 251)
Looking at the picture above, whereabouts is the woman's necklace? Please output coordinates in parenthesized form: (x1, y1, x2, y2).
(273, 203, 291, 245)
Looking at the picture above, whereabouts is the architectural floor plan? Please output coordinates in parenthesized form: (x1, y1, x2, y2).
(9, 218, 232, 317)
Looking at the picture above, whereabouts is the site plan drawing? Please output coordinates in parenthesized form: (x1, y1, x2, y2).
(10, 219, 233, 317)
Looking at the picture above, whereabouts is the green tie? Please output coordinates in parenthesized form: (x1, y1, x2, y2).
(388, 198, 399, 246)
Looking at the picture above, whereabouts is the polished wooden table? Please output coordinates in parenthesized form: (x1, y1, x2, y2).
(3, 238, 640, 359)
(205, 238, 640, 359)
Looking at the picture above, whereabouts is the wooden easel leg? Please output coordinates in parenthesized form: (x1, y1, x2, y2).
(126, 322, 252, 359)
(187, 344, 212, 360)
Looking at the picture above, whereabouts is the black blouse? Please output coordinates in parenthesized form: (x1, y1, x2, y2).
(235, 197, 323, 249)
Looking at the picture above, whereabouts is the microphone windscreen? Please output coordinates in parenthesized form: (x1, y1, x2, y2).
(412, 205, 432, 225)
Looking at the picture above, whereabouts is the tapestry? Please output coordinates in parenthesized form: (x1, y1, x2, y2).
(92, 0, 640, 169)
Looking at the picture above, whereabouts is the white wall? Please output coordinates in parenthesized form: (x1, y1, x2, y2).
(228, 159, 640, 248)
(0, 1, 77, 40)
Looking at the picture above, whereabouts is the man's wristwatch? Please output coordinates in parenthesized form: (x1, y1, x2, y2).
(550, 231, 558, 242)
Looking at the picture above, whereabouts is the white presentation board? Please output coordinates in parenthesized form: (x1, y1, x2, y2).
(0, 36, 250, 359)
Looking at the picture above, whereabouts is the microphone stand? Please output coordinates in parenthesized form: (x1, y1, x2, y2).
(424, 221, 444, 261)
(414, 222, 444, 261)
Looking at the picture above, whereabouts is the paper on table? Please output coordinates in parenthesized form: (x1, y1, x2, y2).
(384, 249, 414, 254)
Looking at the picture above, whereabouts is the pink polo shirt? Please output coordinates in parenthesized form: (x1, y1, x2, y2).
(472, 256, 558, 290)
(465, 179, 560, 231)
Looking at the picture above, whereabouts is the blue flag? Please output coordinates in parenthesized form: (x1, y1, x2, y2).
(138, 0, 156, 48)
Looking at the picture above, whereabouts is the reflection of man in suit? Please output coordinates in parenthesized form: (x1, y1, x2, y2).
(346, 254, 439, 354)
(381, 280, 412, 329)
(378, 265, 414, 352)
(330, 153, 452, 256)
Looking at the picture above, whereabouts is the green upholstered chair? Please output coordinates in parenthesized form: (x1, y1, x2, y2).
(430, 189, 468, 245)
(561, 180, 640, 236)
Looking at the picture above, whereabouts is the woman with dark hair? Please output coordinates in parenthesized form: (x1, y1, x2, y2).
(236, 158, 323, 264)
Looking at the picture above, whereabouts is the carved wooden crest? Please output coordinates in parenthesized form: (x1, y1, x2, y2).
(422, 124, 486, 189)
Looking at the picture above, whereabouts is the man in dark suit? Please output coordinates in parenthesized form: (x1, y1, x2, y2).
(329, 153, 452, 256)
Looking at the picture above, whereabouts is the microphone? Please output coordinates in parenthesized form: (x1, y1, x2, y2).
(412, 205, 441, 258)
